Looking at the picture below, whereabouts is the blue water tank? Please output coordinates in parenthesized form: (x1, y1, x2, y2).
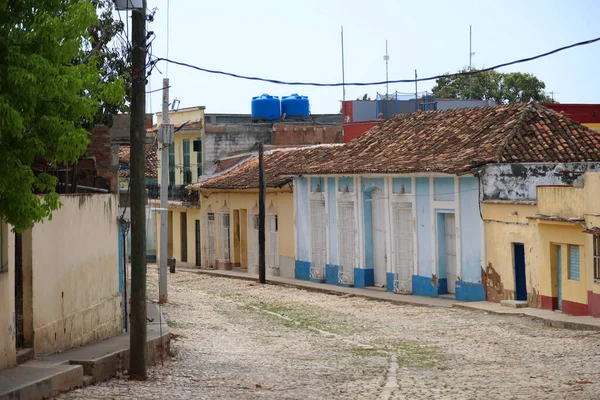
(251, 94, 281, 120)
(281, 93, 310, 118)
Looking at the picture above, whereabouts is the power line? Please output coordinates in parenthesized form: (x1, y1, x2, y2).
(151, 35, 600, 87)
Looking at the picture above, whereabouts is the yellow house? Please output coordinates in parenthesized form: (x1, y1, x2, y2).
(186, 147, 328, 278)
(484, 173, 600, 317)
(154, 106, 205, 266)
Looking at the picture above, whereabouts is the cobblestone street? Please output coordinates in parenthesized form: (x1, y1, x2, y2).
(57, 271, 600, 399)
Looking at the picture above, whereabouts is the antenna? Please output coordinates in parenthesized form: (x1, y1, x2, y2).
(341, 26, 346, 122)
(384, 40, 390, 97)
(469, 25, 475, 99)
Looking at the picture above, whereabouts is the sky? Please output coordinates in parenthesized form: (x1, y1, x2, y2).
(127, 0, 600, 116)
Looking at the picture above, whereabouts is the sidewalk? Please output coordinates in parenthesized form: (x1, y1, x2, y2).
(177, 266, 600, 332)
(0, 301, 169, 400)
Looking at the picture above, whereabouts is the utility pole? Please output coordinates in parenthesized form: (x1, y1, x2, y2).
(384, 39, 390, 98)
(158, 78, 172, 304)
(129, 0, 148, 380)
(341, 26, 346, 122)
(258, 142, 266, 284)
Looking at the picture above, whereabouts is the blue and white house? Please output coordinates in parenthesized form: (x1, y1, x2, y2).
(290, 102, 600, 302)
(294, 173, 485, 301)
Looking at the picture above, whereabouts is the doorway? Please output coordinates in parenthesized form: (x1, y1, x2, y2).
(180, 212, 187, 262)
(392, 202, 413, 294)
(233, 210, 241, 268)
(310, 198, 327, 280)
(513, 243, 527, 301)
(195, 220, 201, 267)
(371, 188, 387, 287)
(437, 212, 457, 294)
(556, 245, 562, 310)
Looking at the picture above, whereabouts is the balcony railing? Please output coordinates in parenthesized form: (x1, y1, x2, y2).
(146, 184, 199, 204)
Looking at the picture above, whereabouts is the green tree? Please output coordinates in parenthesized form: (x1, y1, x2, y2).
(432, 68, 557, 104)
(357, 93, 371, 101)
(0, 0, 125, 232)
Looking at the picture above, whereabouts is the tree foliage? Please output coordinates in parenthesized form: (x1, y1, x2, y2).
(431, 68, 556, 104)
(0, 0, 126, 232)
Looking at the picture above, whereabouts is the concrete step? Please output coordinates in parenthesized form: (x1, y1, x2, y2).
(501, 300, 528, 308)
(0, 362, 83, 400)
(439, 294, 456, 300)
(16, 348, 34, 365)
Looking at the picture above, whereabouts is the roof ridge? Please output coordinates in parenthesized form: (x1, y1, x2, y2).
(495, 102, 534, 162)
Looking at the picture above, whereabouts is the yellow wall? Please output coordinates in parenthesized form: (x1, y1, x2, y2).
(156, 107, 204, 125)
(30, 194, 122, 356)
(157, 107, 205, 187)
(483, 202, 541, 305)
(156, 205, 202, 267)
(537, 222, 587, 305)
(0, 219, 16, 370)
(197, 189, 295, 276)
(537, 186, 585, 219)
(583, 122, 600, 132)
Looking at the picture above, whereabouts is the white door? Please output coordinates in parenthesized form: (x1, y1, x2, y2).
(206, 213, 215, 268)
(444, 214, 457, 293)
(393, 202, 413, 294)
(310, 199, 327, 280)
(371, 189, 386, 287)
(338, 201, 355, 285)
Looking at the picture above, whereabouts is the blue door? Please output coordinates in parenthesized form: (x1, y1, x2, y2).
(557, 246, 562, 310)
(513, 243, 527, 301)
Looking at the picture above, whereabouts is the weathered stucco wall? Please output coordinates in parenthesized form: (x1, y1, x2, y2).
(537, 186, 585, 219)
(203, 124, 273, 174)
(31, 194, 122, 356)
(482, 163, 600, 201)
(482, 202, 541, 306)
(0, 220, 15, 370)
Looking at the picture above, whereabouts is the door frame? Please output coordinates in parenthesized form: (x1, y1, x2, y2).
(435, 209, 456, 294)
(513, 242, 527, 301)
(371, 188, 387, 286)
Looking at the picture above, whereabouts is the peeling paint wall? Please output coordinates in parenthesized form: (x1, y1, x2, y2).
(482, 163, 600, 201)
(482, 203, 540, 305)
(30, 194, 122, 356)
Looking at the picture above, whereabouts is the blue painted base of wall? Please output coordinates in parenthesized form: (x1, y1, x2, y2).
(295, 260, 311, 281)
(438, 278, 448, 294)
(310, 278, 326, 283)
(456, 281, 486, 302)
(147, 255, 157, 261)
(386, 272, 395, 292)
(326, 264, 339, 285)
(354, 268, 374, 288)
(412, 275, 439, 297)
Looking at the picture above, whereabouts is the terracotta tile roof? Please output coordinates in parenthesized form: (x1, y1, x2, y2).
(119, 142, 159, 179)
(213, 155, 253, 174)
(283, 102, 600, 176)
(188, 145, 342, 190)
(149, 118, 203, 132)
(188, 103, 600, 190)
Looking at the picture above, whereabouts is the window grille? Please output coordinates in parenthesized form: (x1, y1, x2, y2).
(569, 244, 580, 281)
(594, 235, 600, 282)
(217, 212, 231, 262)
(202, 212, 216, 268)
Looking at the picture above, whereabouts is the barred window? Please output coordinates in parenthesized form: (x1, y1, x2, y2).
(594, 235, 600, 282)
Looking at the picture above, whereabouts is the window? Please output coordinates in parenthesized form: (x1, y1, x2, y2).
(568, 245, 580, 281)
(168, 142, 175, 184)
(183, 139, 191, 185)
(194, 139, 202, 177)
(594, 235, 600, 282)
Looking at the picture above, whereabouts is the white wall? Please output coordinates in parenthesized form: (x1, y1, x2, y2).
(31, 194, 122, 356)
